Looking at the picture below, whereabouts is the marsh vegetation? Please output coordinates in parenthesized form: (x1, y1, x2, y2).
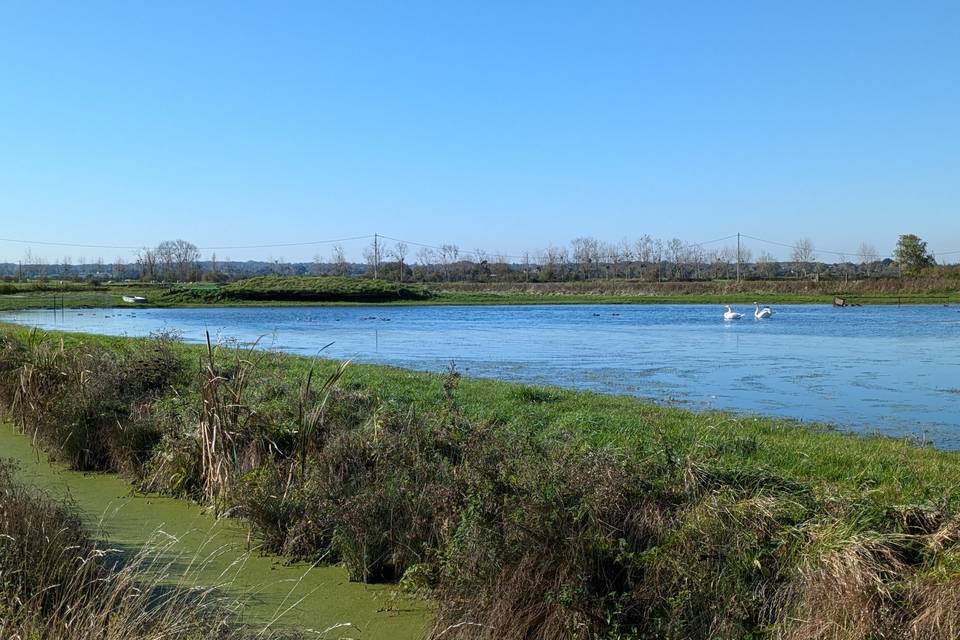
(0, 459, 298, 640)
(2, 327, 960, 638)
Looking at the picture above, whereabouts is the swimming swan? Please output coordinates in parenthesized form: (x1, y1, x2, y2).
(754, 302, 774, 319)
(723, 305, 743, 321)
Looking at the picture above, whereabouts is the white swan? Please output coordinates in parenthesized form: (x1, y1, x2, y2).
(754, 302, 773, 319)
(723, 305, 743, 321)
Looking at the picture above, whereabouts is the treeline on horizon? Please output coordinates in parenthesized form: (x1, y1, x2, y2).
(1, 233, 952, 284)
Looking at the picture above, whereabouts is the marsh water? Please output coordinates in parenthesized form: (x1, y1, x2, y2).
(2, 303, 959, 448)
(0, 423, 431, 637)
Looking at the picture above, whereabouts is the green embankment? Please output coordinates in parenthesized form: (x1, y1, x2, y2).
(3, 325, 960, 638)
(4, 325, 958, 505)
(166, 276, 433, 303)
(1, 275, 957, 309)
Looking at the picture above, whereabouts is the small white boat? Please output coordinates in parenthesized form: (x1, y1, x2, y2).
(122, 295, 148, 304)
(723, 305, 743, 321)
(754, 302, 773, 319)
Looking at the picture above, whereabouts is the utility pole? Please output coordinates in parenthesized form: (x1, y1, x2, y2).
(737, 231, 740, 282)
(373, 233, 379, 280)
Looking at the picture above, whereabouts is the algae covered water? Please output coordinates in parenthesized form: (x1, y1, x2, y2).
(0, 423, 431, 638)
(2, 303, 959, 448)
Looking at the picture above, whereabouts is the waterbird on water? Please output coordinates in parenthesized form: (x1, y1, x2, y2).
(723, 305, 743, 321)
(754, 302, 774, 319)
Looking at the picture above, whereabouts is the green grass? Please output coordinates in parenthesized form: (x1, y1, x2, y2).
(10, 324, 958, 506)
(166, 275, 433, 303)
(4, 324, 960, 638)
(1, 275, 957, 310)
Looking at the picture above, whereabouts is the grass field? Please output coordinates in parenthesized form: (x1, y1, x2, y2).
(1, 275, 958, 310)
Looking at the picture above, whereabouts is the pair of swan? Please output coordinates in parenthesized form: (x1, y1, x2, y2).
(724, 303, 774, 321)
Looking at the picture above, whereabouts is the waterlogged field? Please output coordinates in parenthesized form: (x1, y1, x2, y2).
(3, 303, 959, 447)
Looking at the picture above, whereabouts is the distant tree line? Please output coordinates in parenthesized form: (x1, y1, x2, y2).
(0, 234, 950, 284)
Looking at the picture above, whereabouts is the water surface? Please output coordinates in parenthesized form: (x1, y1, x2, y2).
(3, 303, 959, 448)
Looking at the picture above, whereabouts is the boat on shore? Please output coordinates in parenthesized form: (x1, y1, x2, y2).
(121, 295, 148, 304)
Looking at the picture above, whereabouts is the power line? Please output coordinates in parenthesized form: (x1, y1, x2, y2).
(689, 233, 738, 247)
(0, 237, 140, 250)
(197, 234, 375, 251)
(740, 234, 873, 258)
(0, 234, 376, 252)
(379, 235, 533, 261)
(2, 231, 958, 261)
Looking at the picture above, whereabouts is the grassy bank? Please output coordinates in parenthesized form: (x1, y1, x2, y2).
(1, 326, 960, 639)
(431, 277, 960, 305)
(0, 460, 295, 640)
(1, 275, 957, 310)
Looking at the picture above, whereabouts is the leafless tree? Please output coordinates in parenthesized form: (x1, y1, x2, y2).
(310, 253, 325, 276)
(415, 247, 435, 280)
(112, 256, 127, 281)
(331, 244, 349, 276)
(439, 244, 460, 281)
(756, 252, 778, 279)
(391, 242, 409, 282)
(857, 242, 878, 275)
(791, 238, 815, 278)
(667, 238, 687, 280)
(154, 239, 200, 281)
(136, 247, 158, 281)
(538, 244, 566, 281)
(363, 239, 385, 278)
(608, 239, 631, 279)
(571, 237, 601, 279)
(633, 235, 654, 280)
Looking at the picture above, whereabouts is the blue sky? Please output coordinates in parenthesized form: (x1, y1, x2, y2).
(1, 1, 958, 263)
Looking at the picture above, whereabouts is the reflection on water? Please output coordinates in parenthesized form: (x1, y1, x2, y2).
(3, 304, 959, 448)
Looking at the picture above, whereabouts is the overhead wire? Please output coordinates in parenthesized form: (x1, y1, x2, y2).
(1, 231, 957, 261)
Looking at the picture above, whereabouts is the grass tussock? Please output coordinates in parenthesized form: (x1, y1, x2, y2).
(2, 327, 960, 639)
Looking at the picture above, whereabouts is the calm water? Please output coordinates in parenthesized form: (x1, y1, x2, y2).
(3, 304, 959, 448)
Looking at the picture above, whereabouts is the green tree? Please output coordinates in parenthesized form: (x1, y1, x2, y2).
(893, 234, 935, 275)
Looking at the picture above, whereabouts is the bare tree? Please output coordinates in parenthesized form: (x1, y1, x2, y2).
(791, 238, 815, 278)
(857, 242, 878, 275)
(667, 238, 687, 280)
(608, 239, 631, 279)
(331, 244, 349, 276)
(633, 235, 654, 280)
(756, 251, 778, 279)
(391, 242, 409, 282)
(150, 240, 200, 281)
(310, 253, 325, 276)
(136, 247, 158, 281)
(173, 240, 200, 281)
(112, 256, 127, 281)
(415, 247, 435, 280)
(363, 238, 385, 278)
(539, 244, 567, 281)
(571, 237, 600, 279)
(439, 244, 460, 281)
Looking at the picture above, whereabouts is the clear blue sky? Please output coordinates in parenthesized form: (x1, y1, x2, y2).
(1, 1, 958, 263)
